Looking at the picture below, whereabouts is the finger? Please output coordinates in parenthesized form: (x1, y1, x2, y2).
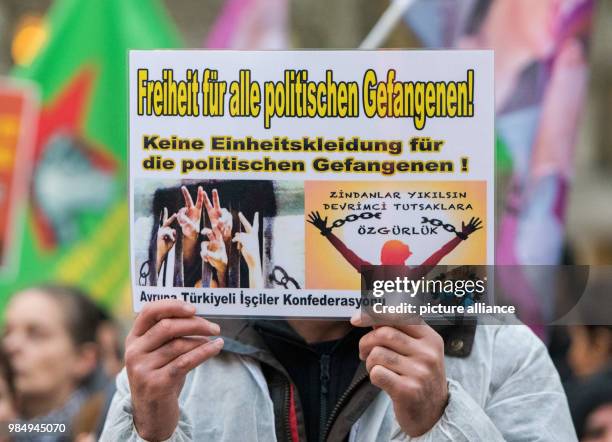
(163, 207, 168, 223)
(369, 364, 403, 399)
(181, 186, 194, 209)
(131, 300, 197, 337)
(147, 336, 210, 369)
(204, 192, 214, 218)
(365, 346, 411, 376)
(140, 317, 221, 352)
(252, 212, 259, 233)
(212, 189, 221, 210)
(196, 186, 204, 210)
(163, 213, 177, 228)
(238, 211, 252, 233)
(161, 338, 224, 377)
(359, 327, 417, 360)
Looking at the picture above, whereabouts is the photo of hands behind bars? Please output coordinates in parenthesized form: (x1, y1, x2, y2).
(138, 180, 304, 290)
(155, 183, 260, 288)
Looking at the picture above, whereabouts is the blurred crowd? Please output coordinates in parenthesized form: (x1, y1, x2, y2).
(0, 285, 608, 441)
(0, 285, 122, 441)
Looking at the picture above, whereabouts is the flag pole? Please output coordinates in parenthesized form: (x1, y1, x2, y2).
(359, 0, 416, 49)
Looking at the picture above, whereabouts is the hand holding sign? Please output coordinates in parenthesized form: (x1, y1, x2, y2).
(125, 300, 222, 441)
(351, 313, 448, 437)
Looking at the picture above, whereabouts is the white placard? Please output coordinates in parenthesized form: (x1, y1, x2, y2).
(129, 50, 494, 317)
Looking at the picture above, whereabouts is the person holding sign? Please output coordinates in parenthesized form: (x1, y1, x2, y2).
(119, 50, 575, 441)
(101, 299, 575, 441)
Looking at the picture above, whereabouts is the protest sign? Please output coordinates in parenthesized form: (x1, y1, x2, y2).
(129, 50, 494, 317)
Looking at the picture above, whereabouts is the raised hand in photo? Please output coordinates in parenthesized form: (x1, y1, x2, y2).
(232, 212, 260, 268)
(457, 217, 483, 240)
(203, 189, 233, 242)
(307, 211, 331, 235)
(178, 185, 205, 268)
(156, 207, 177, 274)
(178, 185, 204, 240)
(201, 227, 228, 287)
(232, 212, 264, 288)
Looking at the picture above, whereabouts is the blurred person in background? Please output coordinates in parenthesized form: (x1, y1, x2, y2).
(0, 348, 16, 422)
(71, 304, 125, 441)
(95, 311, 123, 380)
(566, 279, 612, 380)
(568, 371, 612, 441)
(0, 348, 17, 442)
(563, 279, 612, 441)
(1, 284, 103, 440)
(567, 325, 612, 379)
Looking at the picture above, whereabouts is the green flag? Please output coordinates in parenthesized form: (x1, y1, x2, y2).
(2, 0, 182, 315)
